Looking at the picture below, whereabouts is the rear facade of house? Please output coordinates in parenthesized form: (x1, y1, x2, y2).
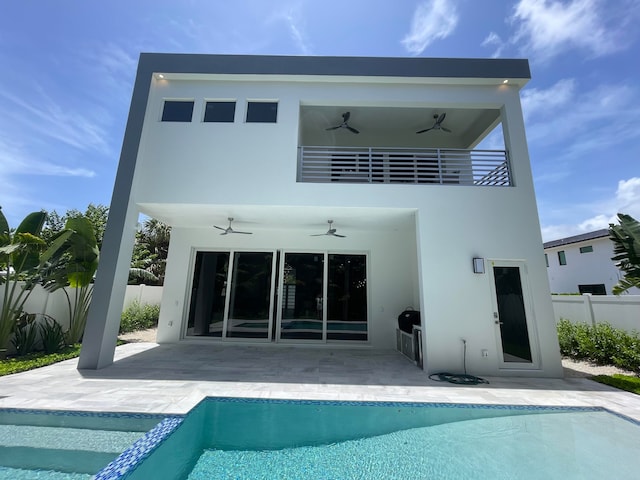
(79, 54, 563, 378)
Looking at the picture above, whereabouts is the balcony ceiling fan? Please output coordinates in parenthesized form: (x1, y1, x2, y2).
(213, 217, 253, 235)
(326, 111, 360, 134)
(416, 112, 451, 134)
(311, 220, 346, 238)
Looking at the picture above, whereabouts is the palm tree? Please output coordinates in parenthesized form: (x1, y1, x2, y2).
(0, 209, 47, 350)
(609, 213, 640, 295)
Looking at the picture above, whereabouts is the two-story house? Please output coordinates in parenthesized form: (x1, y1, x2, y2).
(544, 229, 638, 295)
(78, 54, 562, 378)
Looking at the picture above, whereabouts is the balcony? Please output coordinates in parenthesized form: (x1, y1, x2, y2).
(297, 146, 512, 186)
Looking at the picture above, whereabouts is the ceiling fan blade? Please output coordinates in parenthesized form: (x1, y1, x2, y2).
(310, 233, 326, 236)
(233, 231, 253, 235)
(346, 126, 359, 134)
(416, 128, 432, 134)
(333, 233, 346, 238)
(437, 112, 446, 124)
(213, 225, 226, 231)
(326, 125, 341, 131)
(441, 127, 452, 133)
(343, 111, 351, 122)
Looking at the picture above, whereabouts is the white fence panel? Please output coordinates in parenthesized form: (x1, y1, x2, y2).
(552, 294, 640, 333)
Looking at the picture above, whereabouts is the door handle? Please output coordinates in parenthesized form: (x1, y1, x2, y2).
(495, 320, 504, 325)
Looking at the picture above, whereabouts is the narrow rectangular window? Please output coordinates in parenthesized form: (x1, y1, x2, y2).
(246, 101, 278, 123)
(204, 101, 236, 122)
(544, 253, 548, 267)
(162, 100, 194, 122)
(579, 245, 593, 253)
(558, 250, 567, 266)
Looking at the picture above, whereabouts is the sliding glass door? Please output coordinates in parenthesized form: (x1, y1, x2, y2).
(278, 253, 325, 340)
(187, 250, 367, 343)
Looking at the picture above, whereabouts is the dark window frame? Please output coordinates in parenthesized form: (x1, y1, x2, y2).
(204, 101, 236, 123)
(246, 101, 278, 123)
(579, 245, 594, 254)
(161, 100, 194, 122)
(558, 250, 567, 266)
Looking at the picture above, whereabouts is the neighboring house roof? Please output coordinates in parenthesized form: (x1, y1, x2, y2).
(543, 229, 609, 249)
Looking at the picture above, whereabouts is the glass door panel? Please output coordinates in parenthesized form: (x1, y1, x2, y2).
(279, 253, 324, 340)
(226, 252, 274, 339)
(327, 254, 368, 341)
(492, 265, 533, 363)
(186, 251, 229, 337)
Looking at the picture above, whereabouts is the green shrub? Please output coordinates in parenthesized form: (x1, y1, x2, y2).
(39, 317, 66, 354)
(120, 301, 160, 334)
(557, 319, 640, 373)
(0, 344, 82, 376)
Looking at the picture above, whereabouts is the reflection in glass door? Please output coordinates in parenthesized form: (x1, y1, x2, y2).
(279, 253, 325, 340)
(492, 264, 533, 363)
(186, 251, 229, 337)
(226, 252, 275, 339)
(327, 254, 368, 341)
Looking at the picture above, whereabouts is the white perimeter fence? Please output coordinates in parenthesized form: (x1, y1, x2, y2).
(1, 284, 162, 332)
(552, 294, 640, 333)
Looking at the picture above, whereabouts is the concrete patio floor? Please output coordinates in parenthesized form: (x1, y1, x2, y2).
(1, 342, 639, 422)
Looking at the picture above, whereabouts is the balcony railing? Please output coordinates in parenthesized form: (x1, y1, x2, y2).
(297, 146, 512, 186)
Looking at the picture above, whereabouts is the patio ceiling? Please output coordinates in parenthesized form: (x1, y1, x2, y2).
(137, 203, 417, 233)
(300, 105, 502, 149)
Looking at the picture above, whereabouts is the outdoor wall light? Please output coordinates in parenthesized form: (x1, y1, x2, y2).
(473, 257, 485, 274)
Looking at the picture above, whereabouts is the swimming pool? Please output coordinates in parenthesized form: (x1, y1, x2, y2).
(109, 397, 640, 480)
(0, 408, 180, 479)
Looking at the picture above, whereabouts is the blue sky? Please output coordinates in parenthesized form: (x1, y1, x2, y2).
(0, 0, 638, 241)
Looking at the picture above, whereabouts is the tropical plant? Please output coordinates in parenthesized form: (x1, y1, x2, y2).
(42, 204, 109, 250)
(11, 312, 39, 356)
(39, 316, 66, 354)
(609, 213, 640, 295)
(119, 300, 160, 334)
(0, 209, 47, 350)
(129, 218, 170, 285)
(41, 216, 99, 344)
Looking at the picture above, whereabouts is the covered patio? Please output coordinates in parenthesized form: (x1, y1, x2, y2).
(1, 343, 639, 422)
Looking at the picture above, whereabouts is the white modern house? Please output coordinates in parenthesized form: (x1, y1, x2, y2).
(78, 53, 563, 378)
(544, 229, 638, 295)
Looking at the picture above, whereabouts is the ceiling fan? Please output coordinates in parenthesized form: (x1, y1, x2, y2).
(213, 217, 253, 235)
(326, 111, 360, 134)
(311, 220, 346, 238)
(416, 112, 451, 134)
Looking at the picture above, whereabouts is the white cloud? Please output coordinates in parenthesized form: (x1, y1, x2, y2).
(266, 3, 312, 55)
(401, 0, 459, 55)
(522, 80, 640, 157)
(481, 32, 505, 58)
(541, 177, 640, 241)
(510, 0, 630, 62)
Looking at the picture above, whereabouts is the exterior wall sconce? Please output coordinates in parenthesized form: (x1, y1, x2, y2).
(473, 257, 485, 274)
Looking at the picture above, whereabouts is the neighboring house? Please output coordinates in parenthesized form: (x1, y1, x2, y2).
(79, 54, 562, 378)
(544, 229, 639, 295)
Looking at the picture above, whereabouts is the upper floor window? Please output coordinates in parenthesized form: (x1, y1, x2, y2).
(204, 101, 236, 122)
(162, 100, 194, 122)
(545, 253, 549, 267)
(558, 250, 567, 266)
(579, 245, 594, 253)
(246, 101, 278, 123)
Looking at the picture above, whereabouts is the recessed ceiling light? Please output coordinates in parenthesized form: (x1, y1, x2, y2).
(157, 74, 165, 79)
(503, 79, 509, 84)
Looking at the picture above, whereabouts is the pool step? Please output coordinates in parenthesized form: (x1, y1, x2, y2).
(0, 425, 143, 474)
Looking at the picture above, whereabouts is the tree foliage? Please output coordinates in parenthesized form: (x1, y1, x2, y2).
(130, 218, 171, 285)
(609, 213, 640, 295)
(42, 203, 108, 250)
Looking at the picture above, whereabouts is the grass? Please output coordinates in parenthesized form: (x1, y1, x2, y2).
(591, 374, 640, 395)
(0, 344, 82, 376)
(0, 340, 126, 376)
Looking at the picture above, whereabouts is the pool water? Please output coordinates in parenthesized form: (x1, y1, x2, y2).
(0, 409, 170, 479)
(124, 398, 640, 480)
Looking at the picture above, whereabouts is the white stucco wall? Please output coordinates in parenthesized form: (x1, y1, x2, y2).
(545, 237, 638, 295)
